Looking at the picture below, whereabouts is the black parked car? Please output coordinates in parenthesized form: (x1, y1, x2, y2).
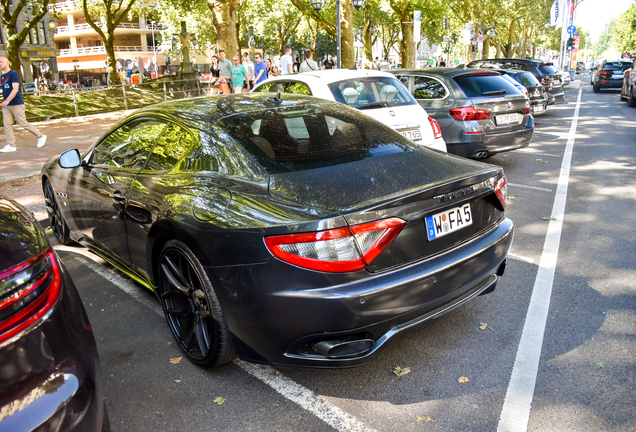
(466, 58, 565, 106)
(41, 94, 514, 368)
(0, 195, 107, 431)
(620, 59, 636, 107)
(593, 59, 632, 93)
(498, 69, 548, 116)
(391, 68, 533, 159)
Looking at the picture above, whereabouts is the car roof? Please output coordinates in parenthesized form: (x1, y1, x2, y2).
(389, 67, 503, 78)
(258, 69, 397, 85)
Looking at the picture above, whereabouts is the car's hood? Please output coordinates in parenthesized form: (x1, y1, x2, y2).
(268, 148, 489, 213)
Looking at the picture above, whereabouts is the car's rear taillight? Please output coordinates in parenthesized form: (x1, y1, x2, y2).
(449, 106, 490, 121)
(599, 71, 611, 76)
(490, 175, 507, 211)
(428, 117, 442, 139)
(265, 218, 406, 272)
(0, 248, 62, 345)
(524, 101, 531, 115)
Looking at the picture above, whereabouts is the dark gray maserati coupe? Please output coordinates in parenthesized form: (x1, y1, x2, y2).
(41, 93, 514, 368)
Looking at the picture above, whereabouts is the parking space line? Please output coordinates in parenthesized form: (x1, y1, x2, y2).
(508, 183, 553, 193)
(56, 245, 375, 432)
(497, 88, 583, 432)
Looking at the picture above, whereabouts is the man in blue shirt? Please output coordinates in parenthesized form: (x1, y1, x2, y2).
(254, 53, 268, 85)
(0, 57, 46, 152)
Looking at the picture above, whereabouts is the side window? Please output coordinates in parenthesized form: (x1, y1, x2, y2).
(413, 77, 448, 99)
(92, 119, 167, 169)
(287, 81, 312, 95)
(254, 81, 287, 93)
(510, 62, 529, 71)
(145, 123, 195, 172)
(397, 75, 409, 87)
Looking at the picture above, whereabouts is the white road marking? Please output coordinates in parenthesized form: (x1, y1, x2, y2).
(507, 182, 553, 193)
(497, 88, 583, 432)
(56, 245, 375, 432)
(507, 253, 535, 264)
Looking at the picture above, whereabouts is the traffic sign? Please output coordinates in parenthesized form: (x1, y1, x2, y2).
(567, 25, 576, 34)
(478, 35, 483, 42)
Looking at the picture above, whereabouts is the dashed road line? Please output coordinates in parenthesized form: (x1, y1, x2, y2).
(56, 245, 375, 432)
(497, 88, 583, 432)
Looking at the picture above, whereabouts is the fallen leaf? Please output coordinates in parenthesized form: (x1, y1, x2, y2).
(458, 376, 470, 383)
(155, 412, 163, 417)
(213, 397, 225, 405)
(479, 323, 493, 330)
(393, 366, 411, 379)
(555, 355, 559, 358)
(507, 195, 517, 199)
(543, 217, 556, 221)
(169, 357, 182, 365)
(174, 380, 182, 383)
(417, 416, 435, 422)
(536, 159, 549, 163)
(597, 362, 604, 368)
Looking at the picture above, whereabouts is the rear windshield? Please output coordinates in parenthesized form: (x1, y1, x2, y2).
(539, 64, 558, 75)
(603, 62, 631, 71)
(327, 76, 416, 109)
(453, 74, 522, 98)
(510, 71, 541, 87)
(218, 104, 414, 174)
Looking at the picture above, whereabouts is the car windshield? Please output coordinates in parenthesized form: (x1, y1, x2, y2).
(327, 76, 416, 109)
(453, 73, 522, 97)
(219, 104, 414, 174)
(539, 64, 558, 75)
(511, 72, 541, 87)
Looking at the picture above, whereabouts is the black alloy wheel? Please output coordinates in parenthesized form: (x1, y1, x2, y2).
(158, 240, 235, 367)
(43, 179, 72, 245)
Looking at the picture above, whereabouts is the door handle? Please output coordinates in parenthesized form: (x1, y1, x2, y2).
(110, 191, 126, 202)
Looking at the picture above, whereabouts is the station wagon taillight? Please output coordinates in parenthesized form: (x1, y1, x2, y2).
(524, 101, 531, 115)
(265, 218, 406, 272)
(492, 175, 508, 211)
(428, 117, 443, 139)
(0, 249, 62, 345)
(449, 106, 490, 121)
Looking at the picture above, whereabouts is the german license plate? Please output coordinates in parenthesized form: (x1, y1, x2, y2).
(425, 203, 473, 241)
(533, 105, 544, 114)
(399, 129, 422, 141)
(495, 113, 520, 125)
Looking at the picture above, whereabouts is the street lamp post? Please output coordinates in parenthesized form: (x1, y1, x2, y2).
(311, 0, 365, 69)
(151, 20, 157, 67)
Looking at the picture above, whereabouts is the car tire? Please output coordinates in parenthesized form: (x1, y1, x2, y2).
(158, 240, 236, 367)
(593, 85, 600, 93)
(43, 179, 73, 245)
(629, 87, 636, 108)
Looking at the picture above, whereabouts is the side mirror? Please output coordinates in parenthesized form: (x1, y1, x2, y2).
(58, 149, 82, 168)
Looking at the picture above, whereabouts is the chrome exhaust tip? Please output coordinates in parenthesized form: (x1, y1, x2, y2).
(310, 339, 374, 359)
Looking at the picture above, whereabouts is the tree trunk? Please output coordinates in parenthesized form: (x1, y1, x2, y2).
(103, 37, 120, 85)
(399, 19, 414, 67)
(339, 1, 355, 68)
(208, 0, 240, 57)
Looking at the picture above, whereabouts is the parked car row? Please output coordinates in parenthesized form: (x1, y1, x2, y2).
(618, 59, 636, 107)
(591, 59, 632, 93)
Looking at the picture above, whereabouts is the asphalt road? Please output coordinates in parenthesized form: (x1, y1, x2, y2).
(44, 74, 635, 431)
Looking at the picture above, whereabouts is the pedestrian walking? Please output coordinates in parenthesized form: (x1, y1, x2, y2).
(322, 54, 335, 69)
(0, 57, 46, 152)
(254, 53, 268, 84)
(299, 50, 319, 72)
(280, 46, 293, 75)
(217, 50, 233, 93)
(266, 58, 278, 77)
(210, 55, 220, 94)
(242, 52, 255, 92)
(230, 55, 248, 93)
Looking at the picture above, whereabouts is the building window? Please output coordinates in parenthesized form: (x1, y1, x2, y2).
(37, 22, 46, 44)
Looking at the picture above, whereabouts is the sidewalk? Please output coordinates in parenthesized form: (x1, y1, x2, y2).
(0, 109, 133, 215)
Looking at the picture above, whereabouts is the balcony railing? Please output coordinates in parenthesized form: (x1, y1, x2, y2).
(59, 46, 152, 56)
(56, 22, 164, 34)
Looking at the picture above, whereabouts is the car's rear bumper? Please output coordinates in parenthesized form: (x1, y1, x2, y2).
(595, 79, 623, 89)
(210, 218, 514, 368)
(446, 115, 534, 158)
(547, 91, 565, 105)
